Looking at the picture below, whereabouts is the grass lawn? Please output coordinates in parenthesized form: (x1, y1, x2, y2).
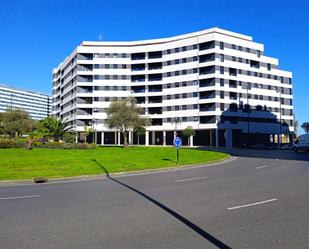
(0, 147, 229, 180)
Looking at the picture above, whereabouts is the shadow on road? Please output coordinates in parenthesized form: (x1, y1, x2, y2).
(91, 159, 232, 249)
(198, 147, 309, 162)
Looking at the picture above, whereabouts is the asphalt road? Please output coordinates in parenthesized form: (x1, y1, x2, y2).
(0, 149, 308, 249)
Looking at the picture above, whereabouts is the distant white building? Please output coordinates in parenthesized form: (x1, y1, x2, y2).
(52, 28, 293, 147)
(0, 84, 51, 120)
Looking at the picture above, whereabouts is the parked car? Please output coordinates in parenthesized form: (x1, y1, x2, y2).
(294, 134, 309, 152)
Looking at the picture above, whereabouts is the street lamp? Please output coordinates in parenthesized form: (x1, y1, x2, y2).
(172, 117, 180, 139)
(92, 118, 97, 144)
(244, 82, 250, 146)
(276, 87, 282, 148)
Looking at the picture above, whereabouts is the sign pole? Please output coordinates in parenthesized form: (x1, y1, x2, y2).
(176, 148, 179, 164)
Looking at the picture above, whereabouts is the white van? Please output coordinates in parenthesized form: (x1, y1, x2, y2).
(294, 134, 309, 152)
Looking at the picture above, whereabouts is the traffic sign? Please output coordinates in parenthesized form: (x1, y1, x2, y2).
(174, 137, 182, 148)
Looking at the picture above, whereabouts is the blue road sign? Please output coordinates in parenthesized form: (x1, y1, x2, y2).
(174, 137, 182, 148)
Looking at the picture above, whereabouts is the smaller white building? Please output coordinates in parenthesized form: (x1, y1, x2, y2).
(0, 84, 52, 120)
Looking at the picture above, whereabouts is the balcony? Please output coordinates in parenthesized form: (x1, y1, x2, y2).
(148, 51, 162, 59)
(131, 64, 145, 71)
(78, 64, 93, 72)
(148, 74, 162, 81)
(131, 86, 146, 93)
(200, 91, 215, 99)
(148, 62, 162, 70)
(77, 53, 93, 60)
(149, 85, 162, 92)
(131, 53, 145, 60)
(229, 80, 237, 88)
(199, 53, 215, 63)
(148, 96, 162, 104)
(200, 103, 215, 112)
(131, 75, 146, 82)
(199, 78, 215, 87)
(199, 41, 215, 51)
(148, 107, 162, 115)
(229, 68, 237, 76)
(199, 66, 215, 75)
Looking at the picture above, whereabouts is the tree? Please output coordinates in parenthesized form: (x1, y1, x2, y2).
(182, 126, 196, 146)
(39, 117, 70, 142)
(134, 126, 146, 145)
(0, 109, 37, 138)
(106, 97, 150, 147)
(301, 122, 309, 134)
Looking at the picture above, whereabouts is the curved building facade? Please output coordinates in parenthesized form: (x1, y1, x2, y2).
(52, 28, 293, 147)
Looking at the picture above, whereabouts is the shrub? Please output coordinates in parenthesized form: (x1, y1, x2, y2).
(0, 139, 27, 148)
(62, 132, 76, 143)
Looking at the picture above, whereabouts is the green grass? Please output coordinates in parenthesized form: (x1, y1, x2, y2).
(0, 147, 229, 180)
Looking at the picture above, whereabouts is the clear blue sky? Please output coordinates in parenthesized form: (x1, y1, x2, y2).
(0, 0, 308, 130)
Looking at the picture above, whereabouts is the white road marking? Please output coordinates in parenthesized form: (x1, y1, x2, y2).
(256, 165, 268, 169)
(227, 198, 277, 210)
(174, 176, 208, 183)
(0, 195, 40, 200)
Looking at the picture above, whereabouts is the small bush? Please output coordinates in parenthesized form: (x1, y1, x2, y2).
(0, 139, 27, 148)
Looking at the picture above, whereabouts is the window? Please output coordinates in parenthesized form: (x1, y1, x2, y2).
(167, 95, 171, 100)
(182, 46, 187, 52)
(175, 59, 180, 64)
(238, 57, 243, 63)
(182, 58, 187, 63)
(167, 84, 171, 88)
(193, 104, 198, 109)
(175, 94, 179, 99)
(182, 117, 187, 122)
(220, 79, 224, 86)
(220, 54, 224, 62)
(193, 56, 198, 61)
(175, 48, 179, 53)
(193, 116, 199, 121)
(232, 44, 236, 50)
(182, 93, 186, 98)
(183, 105, 187, 110)
(257, 50, 261, 57)
(175, 83, 179, 87)
(193, 68, 198, 73)
(167, 61, 171, 66)
(220, 42, 224, 50)
(175, 71, 179, 76)
(193, 92, 198, 97)
(193, 44, 198, 50)
(167, 106, 171, 111)
(220, 91, 224, 99)
(182, 70, 187, 75)
(238, 46, 242, 51)
(220, 66, 224, 74)
(267, 63, 271, 71)
(112, 64, 117, 69)
(246, 47, 250, 53)
(167, 49, 171, 54)
(232, 56, 236, 61)
(175, 106, 179, 111)
(220, 103, 225, 111)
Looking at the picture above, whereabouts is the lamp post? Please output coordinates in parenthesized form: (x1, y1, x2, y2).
(92, 118, 97, 144)
(277, 87, 282, 148)
(244, 83, 250, 146)
(173, 117, 180, 139)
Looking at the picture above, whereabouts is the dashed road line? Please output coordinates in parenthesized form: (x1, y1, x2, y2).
(174, 176, 208, 183)
(227, 198, 277, 210)
(256, 165, 268, 170)
(0, 195, 40, 200)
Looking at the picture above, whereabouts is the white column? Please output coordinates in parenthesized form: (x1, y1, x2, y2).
(225, 129, 233, 148)
(215, 128, 219, 147)
(152, 131, 155, 145)
(75, 133, 78, 143)
(117, 132, 121, 145)
(114, 132, 117, 145)
(101, 132, 104, 145)
(129, 130, 132, 145)
(190, 135, 194, 147)
(163, 131, 166, 146)
(145, 131, 149, 146)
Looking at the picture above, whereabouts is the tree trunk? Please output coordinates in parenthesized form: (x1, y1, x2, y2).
(123, 131, 128, 147)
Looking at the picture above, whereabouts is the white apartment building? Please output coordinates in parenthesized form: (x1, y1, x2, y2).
(52, 28, 293, 147)
(0, 84, 51, 120)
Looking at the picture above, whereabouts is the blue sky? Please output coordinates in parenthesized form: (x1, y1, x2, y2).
(0, 0, 308, 130)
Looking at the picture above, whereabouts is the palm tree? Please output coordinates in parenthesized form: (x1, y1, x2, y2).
(40, 117, 70, 142)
